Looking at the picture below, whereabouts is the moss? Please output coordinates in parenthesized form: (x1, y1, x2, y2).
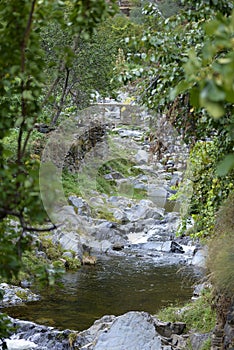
(64, 257, 81, 270)
(132, 188, 147, 200)
(96, 211, 116, 221)
(15, 290, 28, 300)
(68, 331, 78, 347)
(53, 260, 65, 269)
(39, 235, 63, 261)
(201, 338, 212, 350)
(62, 171, 82, 197)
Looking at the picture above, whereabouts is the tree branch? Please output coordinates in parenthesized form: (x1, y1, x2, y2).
(0, 208, 60, 233)
(51, 66, 70, 125)
(17, 0, 37, 164)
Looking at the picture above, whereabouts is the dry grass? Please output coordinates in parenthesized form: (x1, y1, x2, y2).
(207, 192, 234, 298)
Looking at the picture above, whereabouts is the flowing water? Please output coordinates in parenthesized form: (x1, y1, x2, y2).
(4, 255, 198, 331)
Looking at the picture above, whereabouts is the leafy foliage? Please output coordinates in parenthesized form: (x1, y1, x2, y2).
(0, 0, 116, 276)
(119, 1, 234, 240)
(0, 0, 116, 335)
(41, 14, 130, 124)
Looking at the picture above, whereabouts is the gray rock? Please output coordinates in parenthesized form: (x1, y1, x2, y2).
(169, 175, 180, 187)
(107, 196, 133, 209)
(91, 221, 127, 247)
(161, 241, 172, 252)
(93, 312, 162, 350)
(55, 205, 81, 227)
(68, 196, 91, 216)
(104, 173, 113, 180)
(100, 240, 113, 252)
(53, 230, 83, 257)
(190, 332, 211, 350)
(170, 241, 184, 254)
(74, 315, 116, 349)
(191, 247, 207, 269)
(5, 310, 190, 350)
(112, 208, 128, 222)
(155, 320, 186, 337)
(118, 129, 143, 139)
(0, 284, 40, 307)
(133, 181, 147, 190)
(136, 174, 148, 182)
(135, 149, 149, 164)
(148, 186, 168, 208)
(89, 197, 105, 207)
(124, 204, 162, 222)
(7, 318, 73, 350)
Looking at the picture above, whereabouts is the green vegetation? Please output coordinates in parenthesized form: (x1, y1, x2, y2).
(0, 0, 234, 342)
(13, 234, 81, 286)
(171, 138, 233, 238)
(0, 0, 116, 292)
(62, 171, 82, 198)
(118, 0, 233, 342)
(15, 290, 29, 301)
(157, 288, 216, 333)
(96, 158, 145, 198)
(62, 156, 147, 221)
(68, 331, 78, 347)
(119, 0, 233, 269)
(200, 338, 212, 350)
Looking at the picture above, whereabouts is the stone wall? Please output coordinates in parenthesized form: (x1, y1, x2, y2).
(64, 122, 106, 172)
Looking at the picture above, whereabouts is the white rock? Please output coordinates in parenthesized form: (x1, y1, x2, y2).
(5, 339, 37, 350)
(191, 248, 208, 268)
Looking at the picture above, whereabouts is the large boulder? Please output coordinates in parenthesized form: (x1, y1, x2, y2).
(5, 311, 189, 350)
(93, 312, 162, 350)
(52, 229, 83, 258)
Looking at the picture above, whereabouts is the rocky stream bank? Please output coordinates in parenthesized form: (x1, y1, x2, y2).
(0, 101, 217, 349)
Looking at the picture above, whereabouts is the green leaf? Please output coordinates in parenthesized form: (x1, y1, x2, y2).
(205, 19, 220, 35)
(22, 90, 34, 100)
(201, 81, 226, 102)
(201, 100, 225, 118)
(216, 154, 234, 176)
(190, 87, 200, 107)
(170, 80, 190, 100)
(231, 9, 234, 30)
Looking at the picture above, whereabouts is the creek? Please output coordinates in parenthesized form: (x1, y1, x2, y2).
(4, 255, 199, 331)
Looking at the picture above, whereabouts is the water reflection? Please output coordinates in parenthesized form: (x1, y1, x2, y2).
(4, 256, 198, 331)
